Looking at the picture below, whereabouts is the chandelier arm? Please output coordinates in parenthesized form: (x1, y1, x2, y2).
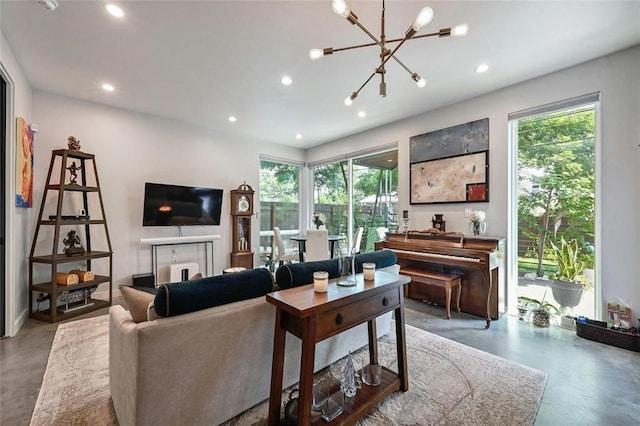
(329, 41, 383, 53)
(325, 29, 446, 56)
(352, 20, 387, 51)
(349, 38, 414, 100)
(353, 68, 380, 97)
(385, 29, 448, 44)
(412, 28, 452, 40)
(387, 54, 414, 76)
(378, 37, 409, 71)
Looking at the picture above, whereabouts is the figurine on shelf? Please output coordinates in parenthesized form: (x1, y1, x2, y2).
(67, 136, 81, 151)
(63, 230, 85, 256)
(66, 161, 82, 184)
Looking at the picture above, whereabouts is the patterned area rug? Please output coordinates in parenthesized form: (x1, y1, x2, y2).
(31, 315, 546, 425)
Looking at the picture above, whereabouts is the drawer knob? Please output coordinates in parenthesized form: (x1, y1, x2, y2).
(382, 297, 389, 306)
(336, 313, 344, 325)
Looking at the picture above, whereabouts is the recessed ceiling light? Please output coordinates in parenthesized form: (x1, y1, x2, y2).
(228, 116, 237, 122)
(281, 76, 293, 86)
(475, 64, 489, 73)
(105, 4, 124, 18)
(357, 111, 366, 118)
(295, 133, 303, 140)
(101, 83, 115, 92)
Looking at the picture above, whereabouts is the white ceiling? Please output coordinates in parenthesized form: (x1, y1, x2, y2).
(2, 1, 639, 149)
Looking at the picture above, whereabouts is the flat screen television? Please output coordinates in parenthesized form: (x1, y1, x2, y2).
(142, 182, 223, 226)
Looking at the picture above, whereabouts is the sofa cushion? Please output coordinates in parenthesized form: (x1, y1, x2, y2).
(120, 285, 155, 323)
(154, 267, 274, 317)
(353, 249, 398, 273)
(276, 258, 340, 289)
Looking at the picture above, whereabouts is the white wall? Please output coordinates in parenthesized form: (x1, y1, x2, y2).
(308, 45, 640, 316)
(23, 92, 304, 319)
(1, 30, 33, 335)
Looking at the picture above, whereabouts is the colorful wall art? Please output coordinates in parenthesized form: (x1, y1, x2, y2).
(410, 118, 489, 204)
(16, 117, 34, 208)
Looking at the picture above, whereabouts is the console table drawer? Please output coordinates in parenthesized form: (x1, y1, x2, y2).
(316, 288, 399, 340)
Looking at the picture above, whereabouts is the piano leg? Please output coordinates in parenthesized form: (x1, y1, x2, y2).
(482, 270, 492, 328)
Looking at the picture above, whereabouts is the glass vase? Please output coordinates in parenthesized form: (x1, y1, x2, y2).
(337, 245, 356, 286)
(469, 221, 487, 236)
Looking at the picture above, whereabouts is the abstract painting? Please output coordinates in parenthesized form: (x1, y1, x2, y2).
(410, 118, 489, 204)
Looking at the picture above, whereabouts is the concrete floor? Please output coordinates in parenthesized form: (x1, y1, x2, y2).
(1, 296, 639, 425)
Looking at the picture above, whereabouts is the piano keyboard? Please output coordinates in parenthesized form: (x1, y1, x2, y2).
(390, 248, 481, 263)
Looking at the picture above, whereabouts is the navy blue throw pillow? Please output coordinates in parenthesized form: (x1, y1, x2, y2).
(154, 267, 274, 317)
(353, 250, 397, 273)
(275, 259, 340, 289)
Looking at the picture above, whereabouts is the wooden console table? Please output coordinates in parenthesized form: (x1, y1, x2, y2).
(266, 271, 411, 425)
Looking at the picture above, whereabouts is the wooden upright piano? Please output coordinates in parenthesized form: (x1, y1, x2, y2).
(376, 230, 505, 328)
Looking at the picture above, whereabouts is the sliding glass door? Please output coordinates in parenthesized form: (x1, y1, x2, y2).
(259, 159, 301, 268)
(352, 151, 398, 253)
(312, 160, 348, 236)
(311, 149, 398, 254)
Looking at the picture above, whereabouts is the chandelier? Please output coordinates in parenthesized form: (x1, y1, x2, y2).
(310, 0, 469, 105)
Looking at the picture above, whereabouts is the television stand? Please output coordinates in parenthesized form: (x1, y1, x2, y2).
(140, 235, 221, 285)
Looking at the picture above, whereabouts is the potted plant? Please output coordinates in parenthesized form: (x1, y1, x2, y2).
(518, 292, 560, 328)
(549, 237, 592, 309)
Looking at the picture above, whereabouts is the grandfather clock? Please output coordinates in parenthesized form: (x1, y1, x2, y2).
(230, 183, 254, 269)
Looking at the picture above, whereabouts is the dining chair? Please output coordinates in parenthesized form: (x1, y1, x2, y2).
(273, 227, 299, 266)
(304, 229, 330, 262)
(351, 226, 364, 254)
(375, 227, 389, 241)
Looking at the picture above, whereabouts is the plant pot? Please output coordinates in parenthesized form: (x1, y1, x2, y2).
(550, 280, 584, 308)
(532, 309, 550, 328)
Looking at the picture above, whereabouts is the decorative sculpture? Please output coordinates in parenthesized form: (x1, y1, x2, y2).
(342, 351, 358, 398)
(66, 161, 82, 184)
(63, 230, 85, 256)
(67, 136, 81, 151)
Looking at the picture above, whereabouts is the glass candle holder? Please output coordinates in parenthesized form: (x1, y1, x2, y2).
(363, 263, 375, 280)
(313, 271, 329, 293)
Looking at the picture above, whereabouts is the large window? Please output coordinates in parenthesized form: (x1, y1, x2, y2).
(510, 94, 598, 319)
(259, 159, 301, 267)
(312, 149, 397, 254)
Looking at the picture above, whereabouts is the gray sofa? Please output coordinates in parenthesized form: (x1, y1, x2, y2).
(109, 253, 399, 426)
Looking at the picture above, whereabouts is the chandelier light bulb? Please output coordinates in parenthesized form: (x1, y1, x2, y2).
(452, 23, 469, 37)
(344, 92, 357, 106)
(412, 7, 434, 32)
(105, 4, 124, 18)
(475, 64, 489, 73)
(331, 0, 351, 19)
(309, 49, 324, 60)
(411, 73, 426, 88)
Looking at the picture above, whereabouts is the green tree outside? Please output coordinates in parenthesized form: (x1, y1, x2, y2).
(517, 106, 595, 276)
